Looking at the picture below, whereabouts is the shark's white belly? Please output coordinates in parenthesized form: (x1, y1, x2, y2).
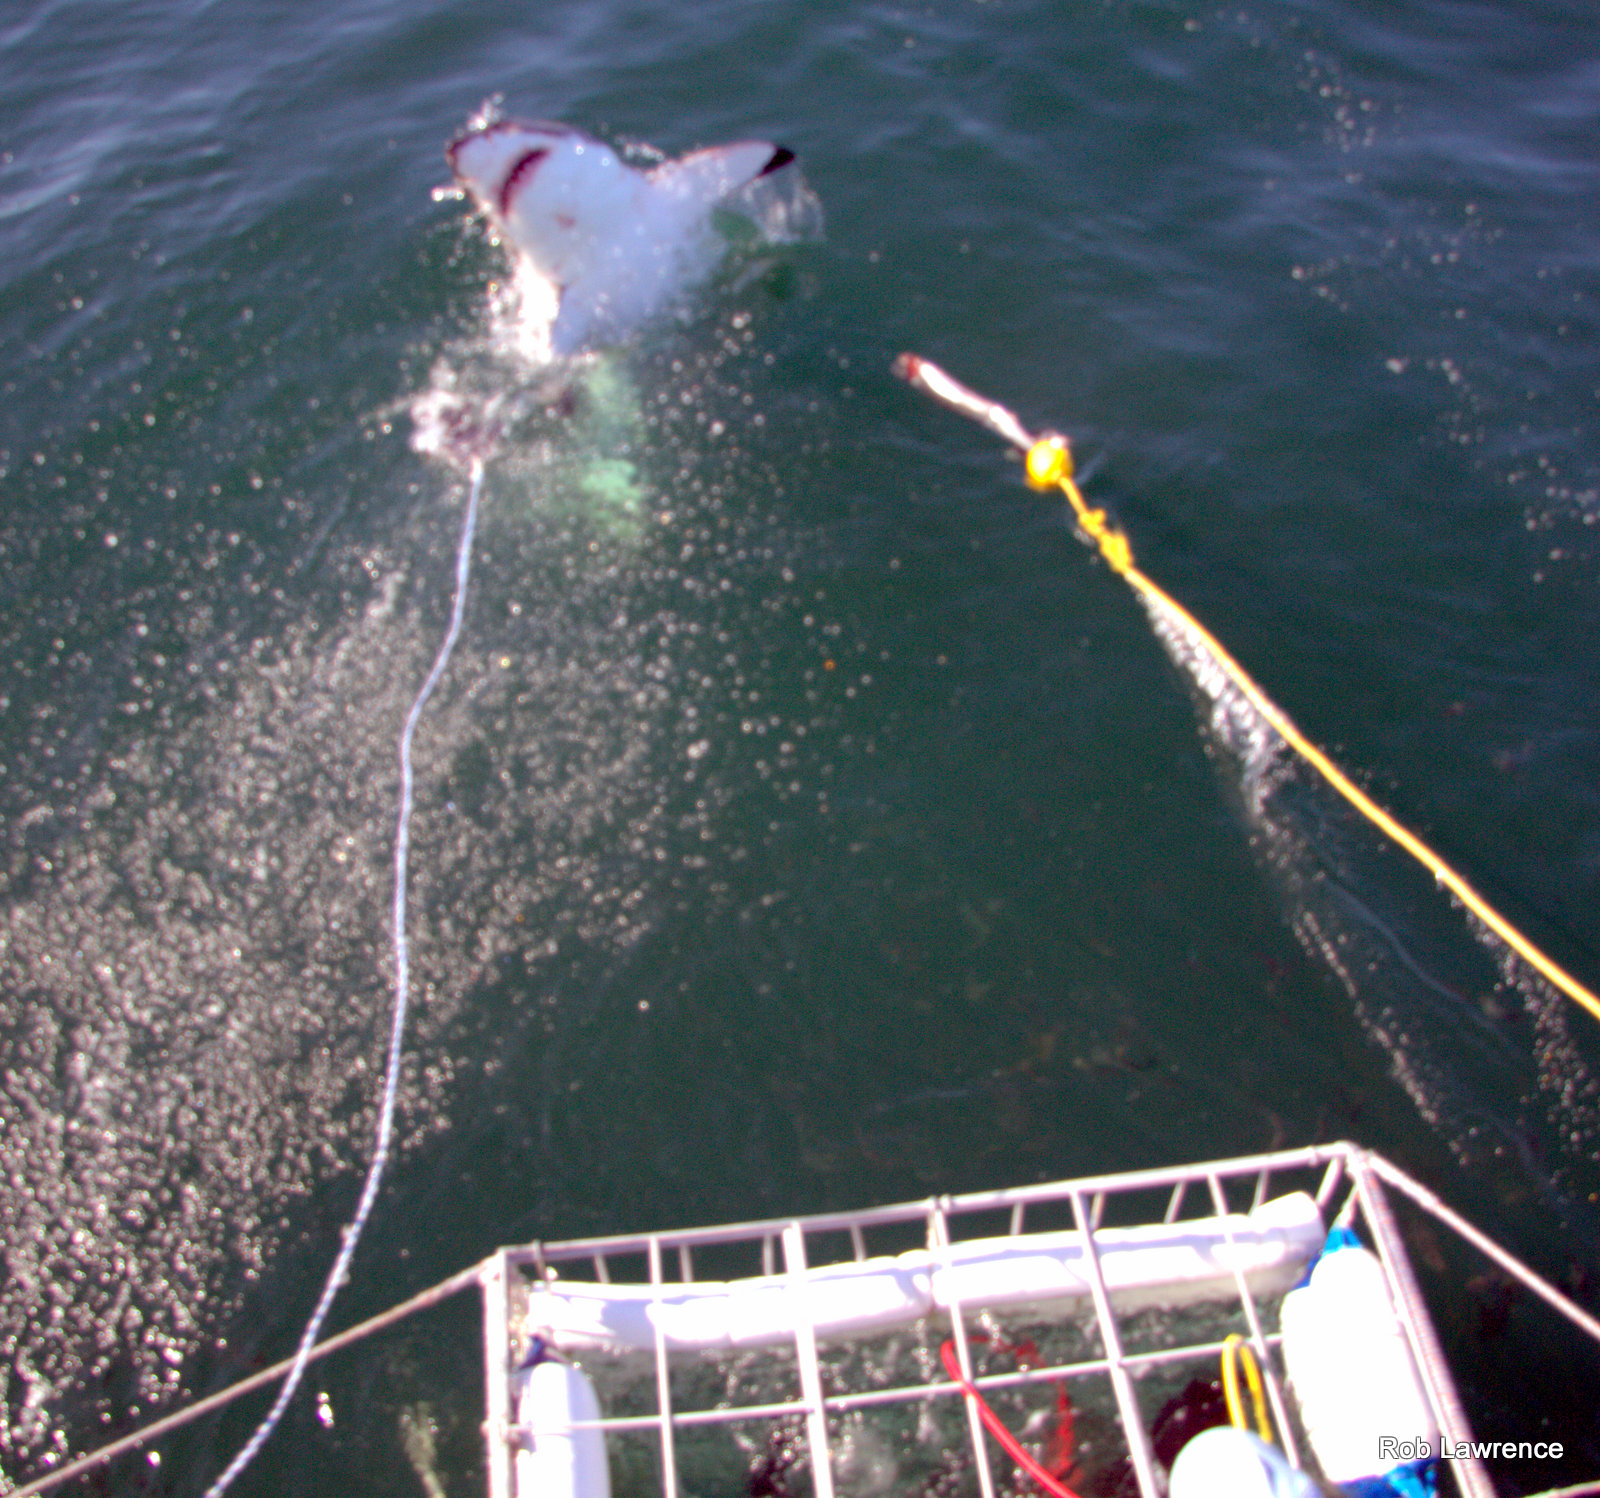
(446, 117, 805, 357)
(508, 197, 716, 354)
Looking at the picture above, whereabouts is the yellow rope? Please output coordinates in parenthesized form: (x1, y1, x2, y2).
(892, 355, 1600, 1028)
(1021, 432, 1600, 1028)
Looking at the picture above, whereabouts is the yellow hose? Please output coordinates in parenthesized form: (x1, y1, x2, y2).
(1220, 1334, 1274, 1443)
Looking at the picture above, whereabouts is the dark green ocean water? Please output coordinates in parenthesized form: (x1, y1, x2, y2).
(3, 0, 1599, 1492)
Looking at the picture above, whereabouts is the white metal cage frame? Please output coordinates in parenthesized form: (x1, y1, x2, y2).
(481, 1141, 1600, 1498)
(15, 1140, 1599, 1498)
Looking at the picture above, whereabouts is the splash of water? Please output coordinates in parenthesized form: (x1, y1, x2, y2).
(202, 458, 483, 1497)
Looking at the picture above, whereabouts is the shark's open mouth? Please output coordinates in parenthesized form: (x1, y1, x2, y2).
(498, 147, 550, 216)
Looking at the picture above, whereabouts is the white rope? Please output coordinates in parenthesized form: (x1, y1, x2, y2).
(205, 457, 485, 1496)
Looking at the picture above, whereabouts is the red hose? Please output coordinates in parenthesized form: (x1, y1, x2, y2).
(939, 1340, 1084, 1498)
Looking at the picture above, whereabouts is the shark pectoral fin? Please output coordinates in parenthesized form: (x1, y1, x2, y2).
(649, 142, 792, 208)
(548, 275, 613, 356)
(548, 300, 587, 357)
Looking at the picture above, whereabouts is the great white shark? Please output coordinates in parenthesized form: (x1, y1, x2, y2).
(446, 118, 798, 356)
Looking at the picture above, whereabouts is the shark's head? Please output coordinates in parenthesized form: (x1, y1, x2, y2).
(447, 116, 803, 356)
(446, 120, 637, 288)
